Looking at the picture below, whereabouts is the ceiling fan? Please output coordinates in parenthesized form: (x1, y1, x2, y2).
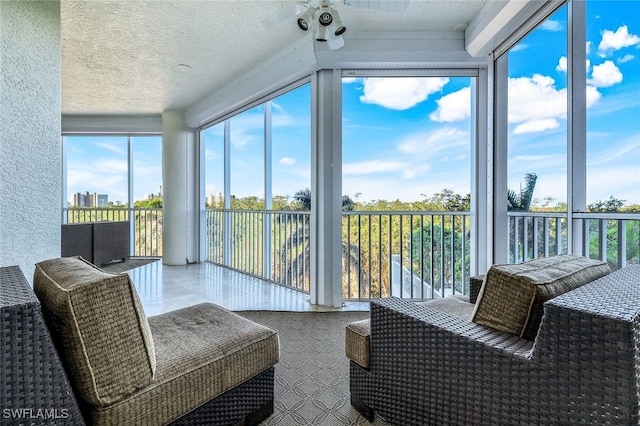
(295, 0, 410, 50)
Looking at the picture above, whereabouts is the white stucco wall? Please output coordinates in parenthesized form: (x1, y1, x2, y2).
(0, 1, 61, 278)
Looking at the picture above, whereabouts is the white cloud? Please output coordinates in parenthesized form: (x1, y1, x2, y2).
(508, 74, 601, 135)
(514, 119, 561, 135)
(598, 25, 640, 56)
(430, 87, 471, 123)
(510, 43, 528, 53)
(360, 77, 449, 110)
(94, 142, 127, 156)
(586, 85, 602, 108)
(67, 160, 128, 203)
(556, 56, 591, 74)
(589, 60, 623, 87)
(618, 54, 635, 64)
(397, 127, 468, 155)
(539, 20, 563, 32)
(508, 74, 566, 134)
(342, 159, 407, 176)
(279, 157, 296, 166)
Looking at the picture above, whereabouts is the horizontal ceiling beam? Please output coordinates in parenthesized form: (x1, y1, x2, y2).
(465, 0, 555, 57)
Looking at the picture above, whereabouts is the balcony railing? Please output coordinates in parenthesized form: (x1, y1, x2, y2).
(63, 208, 163, 257)
(342, 211, 471, 300)
(205, 209, 311, 292)
(509, 211, 640, 270)
(205, 209, 471, 301)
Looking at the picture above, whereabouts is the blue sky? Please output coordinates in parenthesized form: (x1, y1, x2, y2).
(65, 135, 162, 205)
(67, 0, 639, 208)
(341, 1, 639, 206)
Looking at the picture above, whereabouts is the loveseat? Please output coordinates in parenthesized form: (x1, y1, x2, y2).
(1, 257, 279, 426)
(346, 255, 640, 425)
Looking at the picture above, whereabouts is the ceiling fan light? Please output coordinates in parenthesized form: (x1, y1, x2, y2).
(315, 23, 328, 41)
(297, 7, 315, 31)
(331, 8, 346, 35)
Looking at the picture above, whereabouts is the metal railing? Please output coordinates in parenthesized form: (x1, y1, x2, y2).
(205, 209, 311, 292)
(342, 211, 471, 300)
(205, 209, 639, 301)
(204, 209, 471, 300)
(63, 208, 163, 257)
(508, 212, 568, 263)
(508, 211, 640, 270)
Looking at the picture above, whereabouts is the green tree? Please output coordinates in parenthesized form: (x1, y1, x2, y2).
(134, 198, 163, 209)
(508, 173, 537, 211)
(293, 188, 311, 210)
(277, 189, 365, 291)
(587, 196, 625, 212)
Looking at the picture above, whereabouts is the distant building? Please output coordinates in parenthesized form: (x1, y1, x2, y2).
(207, 192, 224, 207)
(72, 192, 86, 207)
(73, 191, 108, 207)
(144, 192, 163, 201)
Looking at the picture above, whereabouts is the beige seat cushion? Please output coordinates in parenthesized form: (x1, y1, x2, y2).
(92, 303, 280, 426)
(34, 256, 156, 407)
(471, 255, 610, 340)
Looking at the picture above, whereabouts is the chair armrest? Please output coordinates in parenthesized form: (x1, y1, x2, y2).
(370, 297, 533, 360)
(365, 298, 535, 424)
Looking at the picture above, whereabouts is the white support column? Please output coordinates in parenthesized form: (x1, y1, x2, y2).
(310, 69, 343, 308)
(128, 137, 135, 255)
(493, 53, 510, 263)
(223, 120, 232, 264)
(162, 110, 198, 265)
(473, 67, 492, 274)
(264, 101, 273, 279)
(568, 0, 587, 255)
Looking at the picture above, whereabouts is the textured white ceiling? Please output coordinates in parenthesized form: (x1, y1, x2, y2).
(61, 0, 491, 115)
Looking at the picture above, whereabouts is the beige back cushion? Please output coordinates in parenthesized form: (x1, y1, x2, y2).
(471, 255, 610, 340)
(34, 257, 155, 407)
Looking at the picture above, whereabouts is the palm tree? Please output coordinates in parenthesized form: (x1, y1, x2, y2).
(508, 172, 538, 262)
(276, 189, 366, 291)
(293, 188, 311, 210)
(508, 173, 537, 211)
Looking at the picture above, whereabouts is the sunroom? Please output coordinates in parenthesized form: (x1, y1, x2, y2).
(3, 1, 640, 425)
(4, 0, 639, 303)
(53, 0, 640, 309)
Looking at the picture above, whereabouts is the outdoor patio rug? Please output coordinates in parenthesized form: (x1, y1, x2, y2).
(238, 310, 390, 426)
(100, 257, 160, 274)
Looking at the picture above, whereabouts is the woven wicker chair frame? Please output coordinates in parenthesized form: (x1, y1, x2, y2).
(351, 265, 640, 425)
(1, 266, 273, 426)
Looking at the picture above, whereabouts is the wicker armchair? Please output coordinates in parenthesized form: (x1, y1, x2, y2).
(2, 260, 279, 426)
(1, 266, 85, 425)
(348, 265, 640, 425)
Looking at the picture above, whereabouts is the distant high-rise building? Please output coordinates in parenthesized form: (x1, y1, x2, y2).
(73, 191, 108, 207)
(207, 192, 224, 207)
(73, 192, 86, 207)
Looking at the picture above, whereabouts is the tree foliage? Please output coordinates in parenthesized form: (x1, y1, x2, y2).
(587, 196, 625, 212)
(134, 198, 163, 209)
(508, 173, 537, 212)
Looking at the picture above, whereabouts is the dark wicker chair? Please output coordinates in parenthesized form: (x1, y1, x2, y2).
(1, 266, 85, 425)
(1, 263, 277, 426)
(349, 265, 640, 425)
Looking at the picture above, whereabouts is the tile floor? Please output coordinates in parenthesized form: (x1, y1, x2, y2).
(126, 260, 371, 316)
